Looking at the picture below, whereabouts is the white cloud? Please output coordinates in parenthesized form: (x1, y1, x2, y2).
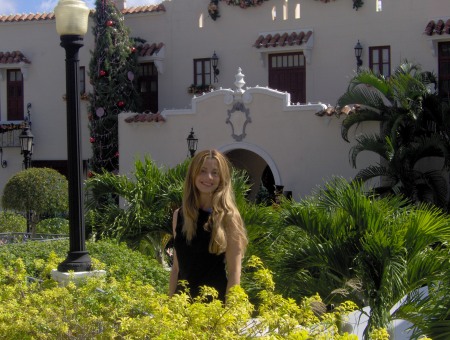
(0, 0, 16, 15)
(39, 0, 58, 13)
(126, 0, 160, 7)
(0, 0, 161, 16)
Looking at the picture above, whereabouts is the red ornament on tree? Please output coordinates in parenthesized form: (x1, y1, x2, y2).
(90, 137, 95, 143)
(115, 151, 120, 158)
(106, 20, 114, 27)
(117, 100, 125, 108)
(88, 171, 94, 178)
(130, 46, 137, 53)
(99, 70, 107, 77)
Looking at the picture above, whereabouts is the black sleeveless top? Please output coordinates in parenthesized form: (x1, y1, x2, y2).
(174, 209, 227, 302)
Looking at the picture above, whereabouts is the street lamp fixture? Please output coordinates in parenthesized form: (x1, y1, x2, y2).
(354, 40, 363, 72)
(19, 125, 34, 169)
(186, 128, 198, 158)
(54, 0, 91, 273)
(211, 51, 219, 83)
(0, 148, 7, 168)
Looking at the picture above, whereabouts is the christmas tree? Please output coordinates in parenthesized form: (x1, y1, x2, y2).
(88, 0, 141, 175)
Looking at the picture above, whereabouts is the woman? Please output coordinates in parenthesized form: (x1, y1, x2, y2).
(169, 149, 248, 302)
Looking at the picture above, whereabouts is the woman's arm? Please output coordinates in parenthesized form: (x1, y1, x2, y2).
(225, 227, 244, 295)
(169, 209, 179, 296)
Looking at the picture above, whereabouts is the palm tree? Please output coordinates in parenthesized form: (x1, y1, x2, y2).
(270, 178, 450, 337)
(85, 157, 188, 264)
(337, 61, 448, 208)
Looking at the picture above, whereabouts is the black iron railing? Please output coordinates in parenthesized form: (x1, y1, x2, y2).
(0, 232, 69, 245)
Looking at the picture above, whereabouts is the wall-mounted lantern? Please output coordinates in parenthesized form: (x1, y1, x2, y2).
(211, 51, 219, 82)
(186, 128, 198, 158)
(19, 125, 34, 169)
(354, 40, 363, 72)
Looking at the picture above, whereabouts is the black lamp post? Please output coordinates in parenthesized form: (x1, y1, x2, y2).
(354, 40, 363, 72)
(19, 125, 34, 170)
(19, 125, 34, 234)
(54, 0, 91, 272)
(211, 51, 219, 83)
(187, 128, 198, 158)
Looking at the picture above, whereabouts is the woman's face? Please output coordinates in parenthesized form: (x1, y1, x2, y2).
(195, 158, 220, 195)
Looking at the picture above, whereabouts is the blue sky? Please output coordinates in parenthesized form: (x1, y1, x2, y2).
(0, 0, 160, 15)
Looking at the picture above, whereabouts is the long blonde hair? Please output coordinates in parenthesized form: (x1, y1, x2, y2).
(182, 149, 248, 255)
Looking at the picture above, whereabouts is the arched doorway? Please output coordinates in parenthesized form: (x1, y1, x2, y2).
(224, 148, 275, 202)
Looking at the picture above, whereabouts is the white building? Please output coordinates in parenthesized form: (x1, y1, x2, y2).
(0, 0, 449, 200)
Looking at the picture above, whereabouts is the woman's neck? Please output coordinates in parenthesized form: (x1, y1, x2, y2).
(199, 194, 212, 211)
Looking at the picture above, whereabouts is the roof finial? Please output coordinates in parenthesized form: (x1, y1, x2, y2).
(234, 67, 245, 93)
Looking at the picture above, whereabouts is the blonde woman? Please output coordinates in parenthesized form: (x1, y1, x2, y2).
(169, 149, 248, 302)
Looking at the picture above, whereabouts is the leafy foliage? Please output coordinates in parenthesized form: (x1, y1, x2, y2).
(263, 177, 450, 336)
(88, 0, 141, 174)
(1, 168, 68, 234)
(35, 218, 69, 234)
(338, 61, 449, 208)
(0, 239, 169, 292)
(85, 157, 188, 264)
(0, 241, 361, 339)
(2, 167, 68, 216)
(0, 211, 26, 233)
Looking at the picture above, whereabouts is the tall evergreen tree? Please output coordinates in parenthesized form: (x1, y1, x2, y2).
(88, 0, 140, 175)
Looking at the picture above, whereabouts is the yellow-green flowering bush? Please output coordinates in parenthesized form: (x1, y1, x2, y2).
(0, 253, 361, 339)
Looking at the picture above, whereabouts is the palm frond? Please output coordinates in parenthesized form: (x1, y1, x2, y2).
(341, 109, 384, 142)
(349, 134, 388, 167)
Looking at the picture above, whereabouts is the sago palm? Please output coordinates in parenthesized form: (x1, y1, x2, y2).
(272, 177, 450, 337)
(85, 157, 189, 263)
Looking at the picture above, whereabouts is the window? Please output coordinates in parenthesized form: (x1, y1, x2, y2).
(193, 58, 212, 86)
(79, 66, 86, 95)
(295, 3, 300, 19)
(438, 41, 450, 101)
(138, 62, 158, 113)
(269, 52, 306, 104)
(283, 1, 288, 20)
(7, 69, 24, 121)
(369, 46, 390, 77)
(376, 0, 382, 12)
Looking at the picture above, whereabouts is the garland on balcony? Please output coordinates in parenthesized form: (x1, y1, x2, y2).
(352, 0, 363, 10)
(316, 0, 364, 10)
(208, 0, 363, 20)
(209, 0, 270, 21)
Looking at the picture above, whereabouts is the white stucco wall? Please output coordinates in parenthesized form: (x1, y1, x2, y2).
(119, 71, 377, 199)
(0, 0, 448, 200)
(0, 18, 94, 194)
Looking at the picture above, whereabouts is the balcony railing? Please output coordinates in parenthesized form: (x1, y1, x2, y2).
(0, 121, 26, 148)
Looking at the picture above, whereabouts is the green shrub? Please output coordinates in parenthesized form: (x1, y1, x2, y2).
(0, 239, 169, 292)
(35, 217, 69, 234)
(1, 167, 68, 235)
(0, 211, 26, 232)
(0, 252, 361, 339)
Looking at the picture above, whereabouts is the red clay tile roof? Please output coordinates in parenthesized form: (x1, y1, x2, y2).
(0, 4, 165, 22)
(124, 112, 166, 123)
(123, 4, 165, 14)
(138, 42, 164, 57)
(254, 30, 313, 49)
(424, 19, 450, 36)
(315, 105, 360, 117)
(0, 51, 31, 64)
